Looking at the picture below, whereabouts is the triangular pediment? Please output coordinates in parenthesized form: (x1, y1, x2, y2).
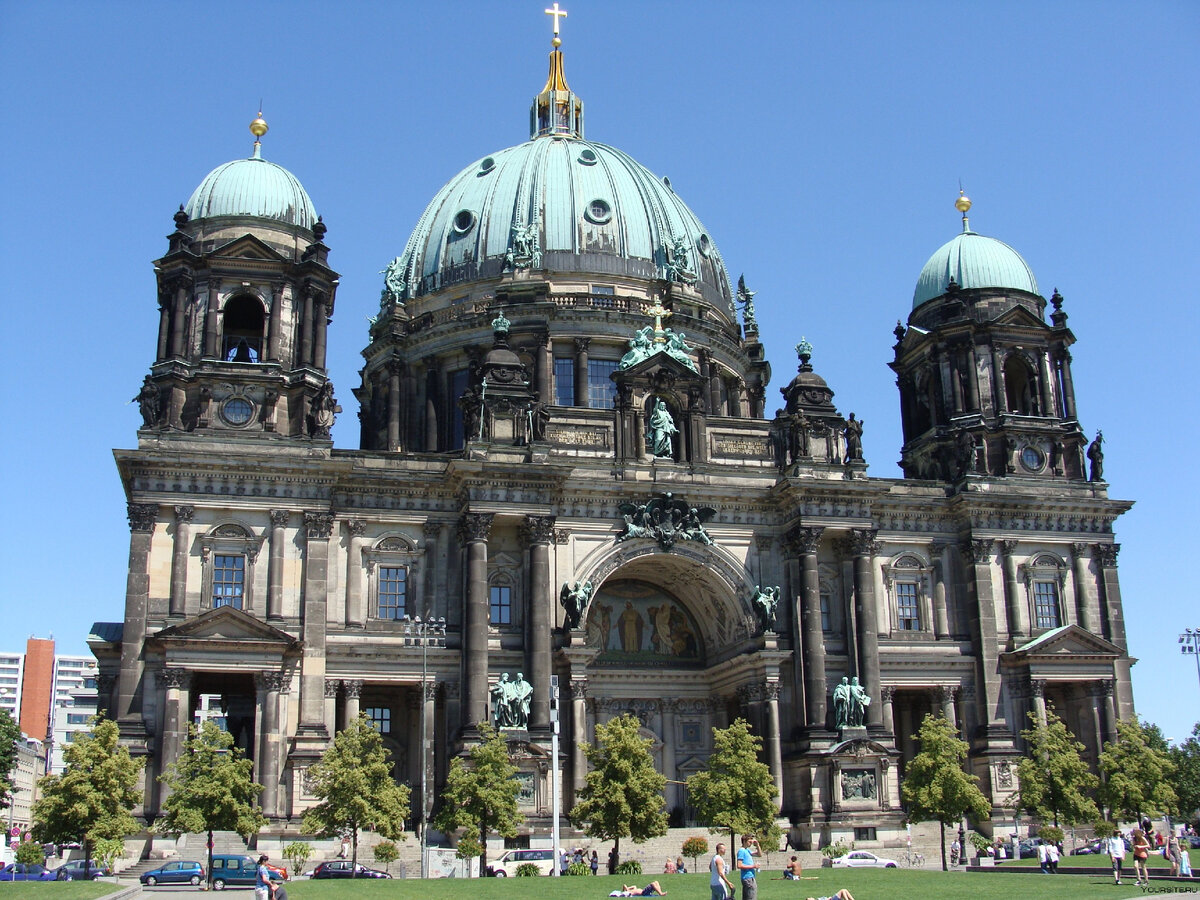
(149, 605, 299, 647)
(991, 304, 1048, 329)
(210, 233, 286, 262)
(1005, 623, 1122, 660)
(615, 349, 703, 380)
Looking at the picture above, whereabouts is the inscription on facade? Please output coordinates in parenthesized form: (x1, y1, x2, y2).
(712, 435, 771, 458)
(546, 425, 610, 448)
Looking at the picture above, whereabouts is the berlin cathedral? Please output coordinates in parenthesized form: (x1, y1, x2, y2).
(91, 14, 1134, 850)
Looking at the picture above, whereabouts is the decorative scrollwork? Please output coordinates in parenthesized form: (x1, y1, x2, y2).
(615, 492, 716, 551)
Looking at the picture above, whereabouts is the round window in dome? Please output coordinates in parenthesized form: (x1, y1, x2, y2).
(577, 148, 598, 166)
(452, 209, 477, 234)
(222, 397, 254, 427)
(585, 198, 612, 225)
(696, 233, 712, 257)
(478, 157, 496, 175)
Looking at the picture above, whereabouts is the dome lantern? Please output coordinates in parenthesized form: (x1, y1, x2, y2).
(531, 4, 583, 138)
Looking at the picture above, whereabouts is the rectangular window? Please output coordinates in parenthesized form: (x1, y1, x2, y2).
(66, 713, 90, 725)
(211, 555, 245, 609)
(490, 586, 512, 625)
(1033, 581, 1061, 629)
(896, 582, 920, 631)
(854, 827, 877, 842)
(365, 707, 391, 734)
(588, 360, 618, 409)
(378, 566, 407, 619)
(554, 357, 575, 407)
(591, 285, 615, 296)
(819, 592, 832, 632)
(450, 369, 470, 448)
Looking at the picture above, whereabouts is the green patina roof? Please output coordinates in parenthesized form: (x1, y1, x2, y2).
(389, 136, 732, 308)
(912, 229, 1039, 309)
(184, 145, 317, 229)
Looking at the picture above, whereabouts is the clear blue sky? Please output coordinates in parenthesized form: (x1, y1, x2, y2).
(1, 1, 1197, 744)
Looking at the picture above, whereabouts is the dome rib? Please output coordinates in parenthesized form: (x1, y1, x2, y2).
(184, 155, 317, 229)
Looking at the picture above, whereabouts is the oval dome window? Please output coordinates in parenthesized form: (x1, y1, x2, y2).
(479, 157, 496, 175)
(578, 148, 598, 166)
(697, 233, 712, 257)
(452, 209, 476, 234)
(585, 198, 612, 225)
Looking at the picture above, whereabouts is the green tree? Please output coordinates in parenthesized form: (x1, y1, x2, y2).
(157, 721, 266, 888)
(14, 840, 44, 866)
(1014, 708, 1099, 827)
(373, 839, 399, 874)
(0, 708, 19, 813)
(1168, 722, 1200, 821)
(686, 718, 777, 847)
(570, 714, 668, 868)
(282, 841, 313, 877)
(681, 836, 708, 873)
(899, 714, 990, 871)
(31, 717, 143, 871)
(302, 716, 411, 876)
(1098, 718, 1177, 823)
(434, 722, 521, 875)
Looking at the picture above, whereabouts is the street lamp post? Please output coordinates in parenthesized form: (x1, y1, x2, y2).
(403, 614, 446, 880)
(1181, 629, 1200, 703)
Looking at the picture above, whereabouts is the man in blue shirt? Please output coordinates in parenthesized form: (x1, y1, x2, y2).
(736, 836, 760, 900)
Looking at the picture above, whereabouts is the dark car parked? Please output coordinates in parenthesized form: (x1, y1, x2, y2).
(54, 860, 113, 880)
(311, 860, 392, 879)
(209, 854, 285, 890)
(1072, 836, 1132, 855)
(0, 864, 57, 882)
(140, 861, 205, 886)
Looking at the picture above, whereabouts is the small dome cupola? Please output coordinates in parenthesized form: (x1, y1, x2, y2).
(184, 113, 318, 230)
(911, 192, 1040, 309)
(530, 3, 584, 139)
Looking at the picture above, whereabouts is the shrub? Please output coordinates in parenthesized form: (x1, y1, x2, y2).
(1038, 826, 1064, 845)
(681, 836, 708, 871)
(1093, 820, 1117, 839)
(968, 833, 993, 855)
(821, 839, 851, 859)
(283, 842, 312, 875)
(373, 840, 399, 874)
(516, 863, 542, 877)
(15, 841, 44, 866)
(615, 860, 643, 875)
(567, 862, 591, 876)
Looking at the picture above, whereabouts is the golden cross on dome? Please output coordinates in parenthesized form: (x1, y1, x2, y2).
(645, 297, 671, 343)
(545, 3, 568, 43)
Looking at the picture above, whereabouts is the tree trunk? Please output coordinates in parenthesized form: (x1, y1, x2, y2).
(940, 821, 947, 871)
(351, 828, 358, 878)
(480, 818, 489, 876)
(207, 829, 214, 890)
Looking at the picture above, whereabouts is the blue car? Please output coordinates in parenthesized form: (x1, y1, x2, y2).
(0, 863, 57, 881)
(140, 860, 205, 886)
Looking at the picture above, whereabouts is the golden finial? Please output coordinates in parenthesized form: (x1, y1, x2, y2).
(250, 110, 268, 138)
(955, 187, 972, 232)
(545, 3, 567, 47)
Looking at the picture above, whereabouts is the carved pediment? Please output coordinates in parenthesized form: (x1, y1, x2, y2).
(616, 349, 704, 382)
(209, 233, 287, 262)
(149, 605, 299, 648)
(1004, 623, 1122, 661)
(991, 304, 1048, 330)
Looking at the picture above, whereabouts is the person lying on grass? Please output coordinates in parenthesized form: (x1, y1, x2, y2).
(609, 881, 668, 896)
(805, 890, 854, 900)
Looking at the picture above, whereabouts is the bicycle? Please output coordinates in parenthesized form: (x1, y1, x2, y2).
(902, 850, 925, 868)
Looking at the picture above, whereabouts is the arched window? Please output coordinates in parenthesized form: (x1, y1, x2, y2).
(1020, 553, 1068, 630)
(1004, 354, 1039, 415)
(222, 295, 266, 363)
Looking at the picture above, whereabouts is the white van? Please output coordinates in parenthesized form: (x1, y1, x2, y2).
(490, 848, 559, 877)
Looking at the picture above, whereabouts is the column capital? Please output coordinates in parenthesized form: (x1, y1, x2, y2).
(849, 528, 880, 557)
(963, 538, 994, 564)
(1000, 539, 1019, 558)
(570, 677, 589, 700)
(324, 679, 341, 699)
(521, 514, 557, 546)
(256, 671, 289, 693)
(423, 521, 442, 541)
(270, 509, 291, 529)
(342, 679, 363, 699)
(346, 519, 367, 538)
(458, 512, 494, 544)
(423, 682, 438, 703)
(754, 533, 775, 553)
(574, 337, 591, 353)
(1093, 543, 1120, 567)
(160, 667, 192, 690)
(785, 525, 823, 556)
(1069, 541, 1090, 559)
(127, 503, 158, 533)
(305, 511, 335, 540)
(1029, 678, 1047, 698)
(174, 505, 195, 524)
(387, 357, 405, 377)
(879, 685, 895, 702)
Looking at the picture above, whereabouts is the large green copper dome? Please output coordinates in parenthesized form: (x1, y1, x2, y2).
(912, 229, 1039, 309)
(184, 143, 317, 230)
(386, 47, 732, 311)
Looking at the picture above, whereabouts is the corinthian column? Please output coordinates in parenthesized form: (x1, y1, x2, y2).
(157, 667, 192, 810)
(523, 515, 556, 730)
(267, 510, 288, 621)
(764, 682, 783, 811)
(169, 506, 193, 618)
(459, 513, 494, 733)
(789, 526, 826, 729)
(117, 503, 157, 742)
(1000, 541, 1028, 642)
(345, 520, 366, 628)
(1070, 543, 1095, 632)
(850, 529, 882, 728)
(297, 512, 334, 738)
(257, 671, 287, 818)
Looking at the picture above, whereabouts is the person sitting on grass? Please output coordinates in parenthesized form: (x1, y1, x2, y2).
(805, 891, 854, 900)
(784, 856, 803, 880)
(610, 881, 668, 896)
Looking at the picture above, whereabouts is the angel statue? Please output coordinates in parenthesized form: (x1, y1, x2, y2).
(560, 580, 594, 630)
(380, 256, 407, 303)
(736, 274, 758, 328)
(750, 584, 780, 631)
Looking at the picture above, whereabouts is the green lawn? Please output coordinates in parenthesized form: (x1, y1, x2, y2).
(279, 868, 1196, 900)
(0, 883, 113, 900)
(1002, 852, 1175, 869)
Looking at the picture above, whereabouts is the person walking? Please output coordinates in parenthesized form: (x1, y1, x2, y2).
(591, 850, 600, 876)
(254, 855, 276, 900)
(736, 836, 761, 900)
(710, 843, 735, 900)
(1132, 829, 1151, 885)
(1107, 831, 1127, 885)
(1046, 840, 1059, 874)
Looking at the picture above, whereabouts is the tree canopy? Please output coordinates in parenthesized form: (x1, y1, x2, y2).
(1098, 718, 1177, 823)
(900, 714, 990, 871)
(434, 722, 521, 875)
(302, 715, 411, 875)
(570, 714, 668, 863)
(0, 709, 19, 813)
(1168, 722, 1200, 822)
(157, 721, 266, 887)
(686, 718, 777, 845)
(1015, 708, 1099, 827)
(31, 717, 143, 864)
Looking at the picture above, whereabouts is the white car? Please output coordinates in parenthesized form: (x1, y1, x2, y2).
(489, 848, 560, 877)
(831, 851, 898, 868)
